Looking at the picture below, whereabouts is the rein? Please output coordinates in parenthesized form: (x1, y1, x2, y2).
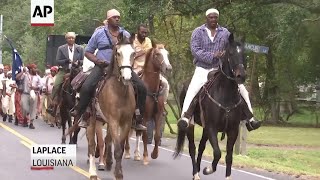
(200, 55, 243, 141)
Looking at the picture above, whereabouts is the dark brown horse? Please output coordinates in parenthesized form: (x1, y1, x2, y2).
(60, 66, 81, 144)
(122, 44, 172, 165)
(174, 33, 249, 179)
(86, 33, 136, 180)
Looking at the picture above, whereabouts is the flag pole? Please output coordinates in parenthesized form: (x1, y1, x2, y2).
(0, 14, 3, 64)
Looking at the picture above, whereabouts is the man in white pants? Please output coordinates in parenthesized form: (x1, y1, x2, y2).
(177, 8, 261, 131)
(2, 71, 16, 122)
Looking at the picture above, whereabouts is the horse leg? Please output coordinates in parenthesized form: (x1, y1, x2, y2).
(86, 117, 98, 180)
(151, 113, 162, 159)
(105, 125, 113, 171)
(109, 121, 126, 180)
(142, 127, 149, 165)
(61, 107, 66, 144)
(203, 127, 220, 175)
(124, 129, 131, 159)
(196, 129, 208, 176)
(187, 126, 200, 180)
(71, 126, 80, 145)
(67, 113, 73, 144)
(96, 121, 105, 171)
(134, 131, 141, 161)
(225, 128, 239, 179)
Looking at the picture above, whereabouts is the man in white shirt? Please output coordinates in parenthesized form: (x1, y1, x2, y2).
(47, 32, 84, 116)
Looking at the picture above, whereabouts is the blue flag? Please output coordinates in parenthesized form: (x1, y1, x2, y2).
(12, 49, 23, 80)
(4, 36, 23, 80)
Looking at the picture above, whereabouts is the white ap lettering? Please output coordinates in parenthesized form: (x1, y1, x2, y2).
(32, 6, 52, 18)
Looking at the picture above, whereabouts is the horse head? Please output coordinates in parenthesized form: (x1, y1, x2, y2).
(220, 33, 246, 84)
(145, 41, 172, 75)
(156, 44, 172, 75)
(112, 32, 135, 85)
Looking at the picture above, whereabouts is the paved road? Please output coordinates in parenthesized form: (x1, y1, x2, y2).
(0, 119, 280, 180)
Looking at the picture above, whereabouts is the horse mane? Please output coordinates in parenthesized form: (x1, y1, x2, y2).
(156, 44, 165, 49)
(110, 47, 118, 76)
(143, 47, 154, 70)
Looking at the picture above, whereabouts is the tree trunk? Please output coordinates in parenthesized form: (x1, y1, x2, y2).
(148, 14, 155, 35)
(263, 48, 279, 123)
(249, 54, 261, 105)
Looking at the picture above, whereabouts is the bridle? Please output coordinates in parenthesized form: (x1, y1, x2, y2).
(218, 46, 244, 82)
(143, 48, 164, 74)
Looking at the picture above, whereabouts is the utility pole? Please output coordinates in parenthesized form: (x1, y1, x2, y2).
(0, 14, 3, 64)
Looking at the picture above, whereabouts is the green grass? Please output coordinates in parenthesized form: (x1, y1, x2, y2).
(247, 126, 320, 147)
(230, 148, 320, 177)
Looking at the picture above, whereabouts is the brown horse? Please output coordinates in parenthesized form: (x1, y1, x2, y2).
(123, 44, 172, 165)
(86, 33, 136, 180)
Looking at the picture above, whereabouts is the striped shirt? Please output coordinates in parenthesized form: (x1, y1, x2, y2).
(190, 24, 230, 69)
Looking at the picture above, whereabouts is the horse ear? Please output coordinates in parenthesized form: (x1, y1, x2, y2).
(129, 32, 136, 44)
(229, 33, 235, 44)
(151, 39, 157, 48)
(118, 31, 124, 43)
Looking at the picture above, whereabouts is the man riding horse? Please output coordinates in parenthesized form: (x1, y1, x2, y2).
(69, 9, 147, 131)
(47, 32, 84, 117)
(133, 24, 171, 104)
(177, 8, 261, 131)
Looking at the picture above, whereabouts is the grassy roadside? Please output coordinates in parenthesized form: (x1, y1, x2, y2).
(162, 124, 320, 178)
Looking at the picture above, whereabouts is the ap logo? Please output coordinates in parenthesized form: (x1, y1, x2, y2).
(31, 0, 54, 26)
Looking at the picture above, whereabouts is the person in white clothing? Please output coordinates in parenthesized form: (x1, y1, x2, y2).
(177, 8, 261, 131)
(2, 71, 16, 122)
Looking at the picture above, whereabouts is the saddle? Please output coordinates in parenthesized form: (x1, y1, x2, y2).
(189, 70, 250, 129)
(70, 71, 90, 92)
(81, 66, 112, 123)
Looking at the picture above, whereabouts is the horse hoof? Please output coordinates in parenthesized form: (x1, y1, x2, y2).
(98, 164, 105, 171)
(124, 153, 131, 159)
(134, 155, 141, 161)
(106, 164, 112, 171)
(143, 158, 149, 165)
(89, 175, 97, 180)
(193, 172, 201, 180)
(151, 152, 158, 159)
(226, 176, 231, 180)
(203, 166, 215, 175)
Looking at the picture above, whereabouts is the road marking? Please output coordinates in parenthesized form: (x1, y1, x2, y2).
(0, 122, 99, 180)
(129, 137, 276, 180)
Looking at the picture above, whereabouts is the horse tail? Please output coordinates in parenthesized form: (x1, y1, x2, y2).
(173, 126, 187, 159)
(173, 79, 190, 159)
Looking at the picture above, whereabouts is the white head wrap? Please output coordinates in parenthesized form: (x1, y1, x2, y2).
(206, 8, 219, 16)
(65, 32, 77, 39)
(107, 9, 120, 20)
(45, 69, 51, 74)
